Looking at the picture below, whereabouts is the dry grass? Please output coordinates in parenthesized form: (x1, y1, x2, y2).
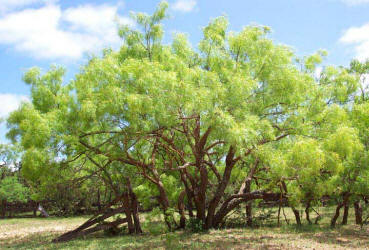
(0, 207, 369, 249)
(0, 217, 86, 248)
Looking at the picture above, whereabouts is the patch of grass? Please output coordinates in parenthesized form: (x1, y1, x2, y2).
(1, 207, 369, 249)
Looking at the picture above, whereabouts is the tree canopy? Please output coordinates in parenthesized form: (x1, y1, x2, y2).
(5, 1, 369, 236)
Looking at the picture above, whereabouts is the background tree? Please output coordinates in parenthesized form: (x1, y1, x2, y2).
(0, 144, 29, 218)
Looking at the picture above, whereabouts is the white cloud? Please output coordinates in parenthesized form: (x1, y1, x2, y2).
(340, 0, 369, 5)
(0, 3, 133, 60)
(340, 23, 369, 61)
(172, 0, 197, 12)
(63, 4, 132, 40)
(0, 94, 29, 118)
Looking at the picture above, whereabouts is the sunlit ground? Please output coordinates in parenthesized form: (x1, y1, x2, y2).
(1, 207, 369, 249)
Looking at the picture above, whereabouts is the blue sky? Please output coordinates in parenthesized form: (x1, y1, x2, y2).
(0, 0, 369, 141)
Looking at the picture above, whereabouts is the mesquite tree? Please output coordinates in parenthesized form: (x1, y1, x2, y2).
(6, 1, 369, 235)
(68, 3, 323, 229)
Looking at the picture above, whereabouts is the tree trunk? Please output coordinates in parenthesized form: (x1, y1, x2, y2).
(53, 193, 132, 243)
(292, 207, 302, 226)
(179, 168, 195, 220)
(125, 178, 142, 234)
(54, 217, 128, 242)
(205, 146, 238, 229)
(331, 193, 349, 228)
(305, 201, 312, 225)
(242, 159, 259, 228)
(331, 203, 344, 228)
(342, 204, 349, 225)
(122, 193, 135, 234)
(130, 191, 142, 234)
(213, 191, 281, 228)
(354, 201, 363, 225)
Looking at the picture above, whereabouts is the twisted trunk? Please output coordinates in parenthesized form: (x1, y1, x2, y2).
(331, 203, 344, 228)
(205, 146, 238, 229)
(331, 193, 349, 228)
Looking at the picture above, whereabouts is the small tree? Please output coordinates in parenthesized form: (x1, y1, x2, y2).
(0, 176, 29, 218)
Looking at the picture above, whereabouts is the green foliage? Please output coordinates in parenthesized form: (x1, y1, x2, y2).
(186, 217, 206, 233)
(0, 176, 29, 203)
